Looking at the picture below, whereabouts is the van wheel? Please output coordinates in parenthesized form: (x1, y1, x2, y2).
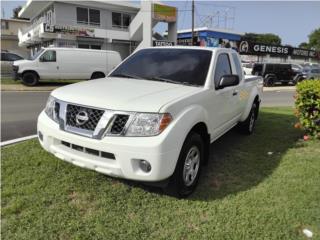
(22, 72, 39, 86)
(90, 72, 105, 80)
(165, 132, 203, 198)
(238, 102, 258, 135)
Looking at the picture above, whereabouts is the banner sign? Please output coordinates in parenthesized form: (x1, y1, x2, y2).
(239, 41, 319, 59)
(153, 3, 177, 22)
(153, 40, 175, 47)
(44, 23, 95, 37)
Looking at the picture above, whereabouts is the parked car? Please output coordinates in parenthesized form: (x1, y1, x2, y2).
(37, 47, 263, 197)
(13, 47, 122, 86)
(302, 68, 320, 80)
(251, 63, 301, 86)
(1, 51, 24, 76)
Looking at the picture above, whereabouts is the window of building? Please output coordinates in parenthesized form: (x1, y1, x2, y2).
(77, 7, 100, 26)
(91, 45, 101, 50)
(78, 44, 90, 49)
(40, 50, 56, 62)
(89, 9, 100, 26)
(78, 44, 101, 50)
(1, 21, 9, 30)
(214, 53, 232, 88)
(112, 12, 131, 29)
(77, 7, 89, 24)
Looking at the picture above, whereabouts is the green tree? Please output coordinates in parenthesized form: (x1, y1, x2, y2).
(242, 33, 282, 45)
(308, 28, 320, 50)
(12, 6, 22, 19)
(298, 42, 309, 49)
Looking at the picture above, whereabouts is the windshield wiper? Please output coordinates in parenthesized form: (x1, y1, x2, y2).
(147, 76, 198, 86)
(110, 73, 144, 80)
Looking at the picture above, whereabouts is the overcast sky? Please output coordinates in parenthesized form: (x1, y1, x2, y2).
(1, 0, 319, 47)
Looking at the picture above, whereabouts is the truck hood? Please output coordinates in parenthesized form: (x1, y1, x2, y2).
(52, 78, 202, 112)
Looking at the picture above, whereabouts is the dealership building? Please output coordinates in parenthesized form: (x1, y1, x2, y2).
(18, 0, 177, 59)
(176, 27, 243, 49)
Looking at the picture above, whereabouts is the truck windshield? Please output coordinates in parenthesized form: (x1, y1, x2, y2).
(110, 48, 212, 86)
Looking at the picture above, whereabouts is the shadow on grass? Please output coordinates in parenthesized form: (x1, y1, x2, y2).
(124, 109, 301, 200)
(192, 109, 301, 201)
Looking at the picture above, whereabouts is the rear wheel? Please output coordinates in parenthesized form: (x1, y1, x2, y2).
(239, 102, 258, 135)
(165, 132, 204, 198)
(22, 72, 39, 86)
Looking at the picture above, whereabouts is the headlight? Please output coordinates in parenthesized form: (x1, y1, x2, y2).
(45, 96, 59, 123)
(125, 113, 172, 136)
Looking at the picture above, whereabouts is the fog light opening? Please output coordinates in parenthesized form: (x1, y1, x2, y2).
(139, 160, 151, 173)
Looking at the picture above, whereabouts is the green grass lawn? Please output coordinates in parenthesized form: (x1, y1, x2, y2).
(1, 107, 320, 240)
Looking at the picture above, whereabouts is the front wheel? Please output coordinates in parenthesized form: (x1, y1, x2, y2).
(22, 72, 39, 86)
(165, 132, 204, 198)
(239, 102, 258, 135)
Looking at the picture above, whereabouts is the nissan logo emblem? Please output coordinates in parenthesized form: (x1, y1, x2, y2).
(76, 111, 89, 126)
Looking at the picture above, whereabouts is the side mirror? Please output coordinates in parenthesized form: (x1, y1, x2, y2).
(217, 75, 239, 89)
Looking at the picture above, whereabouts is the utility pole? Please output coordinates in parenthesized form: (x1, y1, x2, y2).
(191, 0, 195, 45)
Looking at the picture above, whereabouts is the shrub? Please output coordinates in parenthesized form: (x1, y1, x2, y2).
(295, 80, 320, 138)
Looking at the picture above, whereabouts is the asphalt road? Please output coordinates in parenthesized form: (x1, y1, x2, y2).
(1, 89, 295, 142)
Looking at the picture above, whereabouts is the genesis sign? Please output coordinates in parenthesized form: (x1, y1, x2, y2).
(239, 41, 318, 59)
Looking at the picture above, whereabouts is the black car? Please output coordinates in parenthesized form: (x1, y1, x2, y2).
(251, 63, 303, 86)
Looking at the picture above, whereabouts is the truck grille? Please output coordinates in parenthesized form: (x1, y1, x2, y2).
(110, 115, 130, 134)
(66, 104, 104, 131)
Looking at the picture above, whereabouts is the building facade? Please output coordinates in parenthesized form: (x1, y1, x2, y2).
(18, 0, 177, 59)
(1, 18, 30, 58)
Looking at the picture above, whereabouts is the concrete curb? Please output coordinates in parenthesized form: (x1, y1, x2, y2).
(263, 86, 296, 92)
(1, 135, 38, 147)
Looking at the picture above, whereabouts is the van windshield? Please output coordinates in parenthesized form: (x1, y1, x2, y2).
(30, 49, 45, 60)
(109, 48, 212, 86)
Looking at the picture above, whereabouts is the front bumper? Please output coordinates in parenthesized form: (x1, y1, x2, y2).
(37, 111, 180, 182)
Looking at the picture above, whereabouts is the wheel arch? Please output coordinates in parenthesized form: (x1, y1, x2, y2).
(22, 70, 40, 79)
(240, 90, 260, 122)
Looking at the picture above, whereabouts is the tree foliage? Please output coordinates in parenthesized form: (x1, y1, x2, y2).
(308, 28, 320, 51)
(12, 6, 22, 19)
(242, 33, 282, 45)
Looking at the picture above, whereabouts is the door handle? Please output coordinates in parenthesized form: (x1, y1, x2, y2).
(232, 90, 238, 96)
(56, 66, 59, 70)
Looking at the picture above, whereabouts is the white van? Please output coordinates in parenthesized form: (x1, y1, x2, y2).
(13, 47, 122, 86)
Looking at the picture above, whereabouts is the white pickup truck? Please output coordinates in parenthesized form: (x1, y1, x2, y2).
(38, 47, 263, 197)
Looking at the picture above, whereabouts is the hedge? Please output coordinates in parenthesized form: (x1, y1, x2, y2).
(295, 80, 320, 139)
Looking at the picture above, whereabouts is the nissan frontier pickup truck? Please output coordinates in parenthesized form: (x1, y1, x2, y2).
(38, 47, 263, 197)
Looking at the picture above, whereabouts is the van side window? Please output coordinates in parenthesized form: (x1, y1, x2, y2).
(40, 50, 56, 62)
(214, 53, 232, 88)
(231, 53, 243, 78)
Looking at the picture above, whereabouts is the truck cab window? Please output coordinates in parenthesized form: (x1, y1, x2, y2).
(214, 53, 232, 88)
(40, 50, 56, 62)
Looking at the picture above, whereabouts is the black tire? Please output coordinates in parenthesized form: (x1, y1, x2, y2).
(264, 76, 275, 87)
(90, 72, 105, 80)
(238, 102, 258, 135)
(165, 132, 204, 198)
(22, 72, 39, 86)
